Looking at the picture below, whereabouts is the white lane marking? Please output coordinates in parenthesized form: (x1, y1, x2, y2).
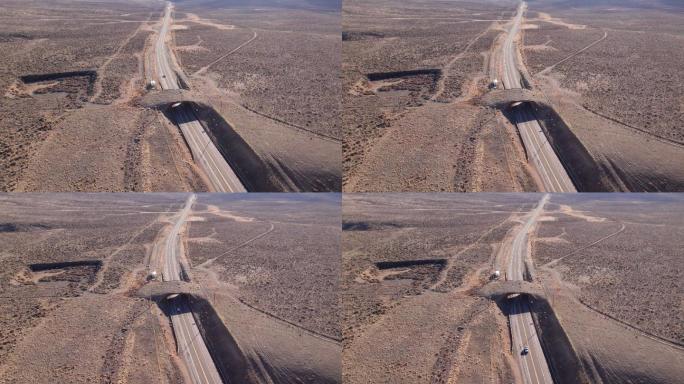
(155, 3, 246, 193)
(172, 313, 202, 383)
(521, 119, 562, 191)
(519, 306, 541, 384)
(179, 116, 237, 192)
(178, 310, 212, 384)
(513, 302, 533, 384)
(521, 113, 565, 191)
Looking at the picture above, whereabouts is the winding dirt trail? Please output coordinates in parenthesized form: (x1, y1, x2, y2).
(90, 12, 154, 102)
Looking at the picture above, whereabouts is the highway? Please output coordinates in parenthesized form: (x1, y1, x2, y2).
(155, 3, 246, 192)
(505, 194, 553, 384)
(501, 2, 576, 192)
(160, 194, 223, 384)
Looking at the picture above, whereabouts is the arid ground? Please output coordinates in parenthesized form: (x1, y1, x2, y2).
(0, 193, 340, 384)
(0, 0, 340, 192)
(342, 193, 684, 383)
(169, 0, 341, 191)
(343, 0, 684, 192)
(343, 0, 534, 192)
(520, 0, 684, 191)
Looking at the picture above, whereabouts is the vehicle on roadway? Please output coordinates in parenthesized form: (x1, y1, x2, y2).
(521, 346, 529, 355)
(489, 79, 499, 89)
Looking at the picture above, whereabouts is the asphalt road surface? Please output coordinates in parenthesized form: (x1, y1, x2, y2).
(501, 2, 576, 192)
(505, 194, 553, 384)
(156, 3, 246, 192)
(161, 194, 223, 384)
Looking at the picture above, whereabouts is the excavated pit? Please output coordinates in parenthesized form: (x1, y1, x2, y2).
(0, 223, 50, 232)
(374, 259, 447, 289)
(27, 260, 102, 292)
(29, 260, 102, 271)
(342, 31, 385, 41)
(366, 69, 441, 104)
(20, 70, 97, 96)
(366, 69, 441, 82)
(342, 221, 404, 231)
(375, 259, 446, 270)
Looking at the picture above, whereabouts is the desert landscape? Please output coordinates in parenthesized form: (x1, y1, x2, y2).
(342, 0, 684, 192)
(342, 193, 684, 383)
(0, 193, 341, 383)
(0, 0, 340, 192)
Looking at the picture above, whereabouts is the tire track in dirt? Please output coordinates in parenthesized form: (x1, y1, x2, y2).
(197, 221, 275, 268)
(537, 30, 607, 75)
(542, 223, 625, 268)
(430, 300, 497, 383)
(89, 210, 167, 293)
(192, 30, 258, 76)
(90, 12, 154, 103)
(580, 104, 684, 147)
(577, 298, 684, 351)
(431, 20, 499, 101)
(430, 209, 516, 290)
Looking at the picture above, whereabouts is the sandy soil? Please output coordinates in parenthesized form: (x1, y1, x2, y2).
(521, 3, 684, 191)
(343, 193, 684, 383)
(342, 0, 537, 192)
(0, 0, 212, 192)
(532, 194, 684, 383)
(0, 194, 184, 383)
(0, 193, 341, 384)
(342, 194, 542, 383)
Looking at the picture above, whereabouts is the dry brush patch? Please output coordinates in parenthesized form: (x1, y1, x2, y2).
(534, 195, 684, 344)
(342, 0, 528, 191)
(524, 7, 684, 143)
(186, 195, 341, 339)
(0, 194, 182, 383)
(342, 194, 541, 383)
(0, 0, 163, 191)
(174, 6, 341, 140)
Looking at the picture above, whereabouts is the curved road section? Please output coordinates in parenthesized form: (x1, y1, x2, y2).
(156, 3, 246, 192)
(506, 194, 553, 384)
(161, 194, 223, 384)
(501, 2, 576, 192)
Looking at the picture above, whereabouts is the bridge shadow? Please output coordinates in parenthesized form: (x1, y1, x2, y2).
(493, 292, 587, 384)
(501, 102, 538, 125)
(494, 293, 531, 317)
(157, 293, 192, 317)
(162, 104, 196, 126)
(154, 293, 257, 383)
